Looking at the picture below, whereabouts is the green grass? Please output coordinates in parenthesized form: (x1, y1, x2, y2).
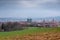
(0, 27, 60, 36)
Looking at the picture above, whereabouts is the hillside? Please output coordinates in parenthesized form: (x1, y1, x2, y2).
(0, 27, 60, 40)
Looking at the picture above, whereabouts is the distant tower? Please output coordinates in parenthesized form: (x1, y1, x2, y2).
(43, 19, 45, 23)
(27, 18, 32, 23)
(52, 18, 55, 22)
(43, 19, 45, 27)
(51, 18, 57, 27)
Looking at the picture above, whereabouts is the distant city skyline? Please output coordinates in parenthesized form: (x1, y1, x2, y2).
(0, 0, 60, 18)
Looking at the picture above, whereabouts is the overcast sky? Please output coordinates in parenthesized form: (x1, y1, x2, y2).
(0, 0, 60, 18)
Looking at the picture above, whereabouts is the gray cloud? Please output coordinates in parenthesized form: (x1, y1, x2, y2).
(0, 0, 60, 18)
(18, 0, 60, 8)
(0, 0, 60, 8)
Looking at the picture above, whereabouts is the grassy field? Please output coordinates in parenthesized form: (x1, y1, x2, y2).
(0, 27, 60, 40)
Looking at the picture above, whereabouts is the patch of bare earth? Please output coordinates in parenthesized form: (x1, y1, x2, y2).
(0, 31, 60, 40)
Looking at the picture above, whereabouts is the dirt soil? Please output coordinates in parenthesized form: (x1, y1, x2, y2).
(0, 31, 60, 40)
